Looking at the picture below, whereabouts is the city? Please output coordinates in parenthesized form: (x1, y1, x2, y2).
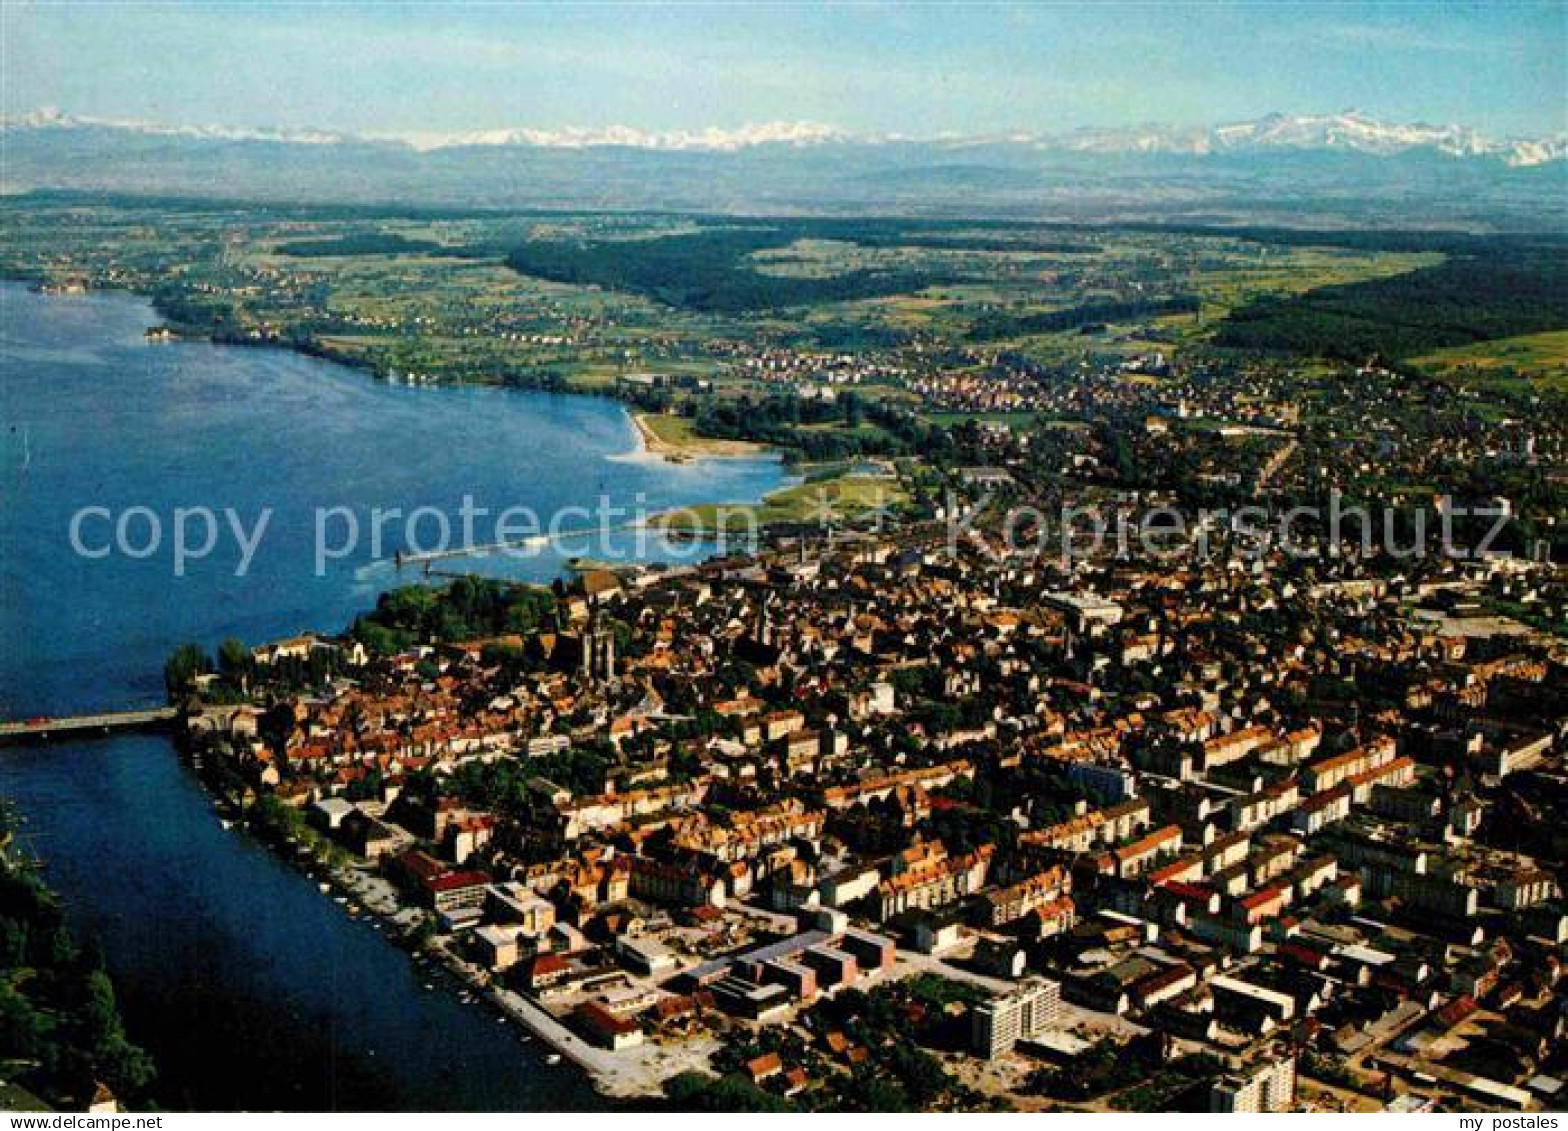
(163, 472, 1564, 1113)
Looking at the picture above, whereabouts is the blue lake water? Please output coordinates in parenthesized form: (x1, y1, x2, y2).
(0, 282, 788, 1109)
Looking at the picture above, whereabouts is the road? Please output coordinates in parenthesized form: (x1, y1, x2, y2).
(0, 706, 177, 741)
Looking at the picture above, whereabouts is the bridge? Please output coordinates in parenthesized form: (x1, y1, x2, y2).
(0, 707, 178, 744)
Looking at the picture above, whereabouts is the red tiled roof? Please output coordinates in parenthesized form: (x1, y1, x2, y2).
(1163, 881, 1216, 906)
(1279, 943, 1329, 969)
(426, 869, 492, 893)
(396, 849, 448, 882)
(529, 953, 568, 977)
(1435, 995, 1479, 1029)
(575, 1000, 638, 1037)
(746, 1052, 783, 1079)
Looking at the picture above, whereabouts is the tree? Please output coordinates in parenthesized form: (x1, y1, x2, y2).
(855, 1073, 913, 1112)
(0, 980, 45, 1059)
(889, 1042, 949, 1107)
(663, 1072, 793, 1112)
(216, 637, 250, 678)
(407, 914, 437, 951)
(163, 643, 210, 697)
(351, 616, 407, 656)
(0, 853, 155, 1105)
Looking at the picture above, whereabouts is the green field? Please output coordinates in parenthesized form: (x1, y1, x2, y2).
(3, 194, 1562, 561)
(653, 474, 908, 533)
(637, 412, 766, 457)
(2, 196, 1495, 397)
(1411, 330, 1568, 394)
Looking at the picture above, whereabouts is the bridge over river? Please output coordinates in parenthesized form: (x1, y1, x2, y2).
(0, 707, 177, 744)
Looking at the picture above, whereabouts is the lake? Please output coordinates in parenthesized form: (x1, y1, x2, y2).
(0, 281, 788, 1109)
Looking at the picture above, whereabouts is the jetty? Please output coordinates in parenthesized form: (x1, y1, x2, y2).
(393, 521, 645, 569)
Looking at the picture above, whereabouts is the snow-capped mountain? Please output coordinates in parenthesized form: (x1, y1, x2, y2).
(3, 108, 1561, 225)
(5, 108, 1560, 165)
(6, 107, 356, 147)
(1054, 112, 1563, 167)
(374, 121, 851, 153)
(3, 109, 852, 153)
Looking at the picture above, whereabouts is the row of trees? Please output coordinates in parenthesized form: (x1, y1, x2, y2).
(968, 294, 1201, 342)
(163, 637, 253, 698)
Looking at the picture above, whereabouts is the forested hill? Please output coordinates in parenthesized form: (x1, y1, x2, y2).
(0, 808, 155, 1111)
(1214, 239, 1568, 362)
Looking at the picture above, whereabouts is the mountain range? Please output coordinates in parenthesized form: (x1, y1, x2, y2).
(4, 109, 1564, 226)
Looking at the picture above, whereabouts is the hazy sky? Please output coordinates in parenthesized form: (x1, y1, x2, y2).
(3, 2, 1564, 137)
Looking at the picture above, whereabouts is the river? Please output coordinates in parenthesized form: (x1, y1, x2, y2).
(0, 282, 789, 1109)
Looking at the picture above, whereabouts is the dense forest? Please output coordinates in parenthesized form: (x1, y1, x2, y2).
(505, 225, 947, 313)
(1214, 244, 1568, 361)
(274, 232, 481, 258)
(501, 216, 1132, 313)
(0, 807, 154, 1111)
(691, 391, 950, 462)
(968, 294, 1201, 341)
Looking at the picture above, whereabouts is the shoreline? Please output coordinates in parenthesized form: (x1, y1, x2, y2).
(631, 410, 769, 462)
(5, 275, 772, 464)
(10, 277, 786, 563)
(3, 275, 778, 475)
(210, 778, 679, 1103)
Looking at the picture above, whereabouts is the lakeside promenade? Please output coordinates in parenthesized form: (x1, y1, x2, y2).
(324, 855, 715, 1099)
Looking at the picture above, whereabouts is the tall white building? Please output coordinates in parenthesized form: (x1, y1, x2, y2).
(970, 978, 1062, 1059)
(1209, 1054, 1296, 1113)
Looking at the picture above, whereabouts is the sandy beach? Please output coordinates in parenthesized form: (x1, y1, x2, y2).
(632, 411, 768, 461)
